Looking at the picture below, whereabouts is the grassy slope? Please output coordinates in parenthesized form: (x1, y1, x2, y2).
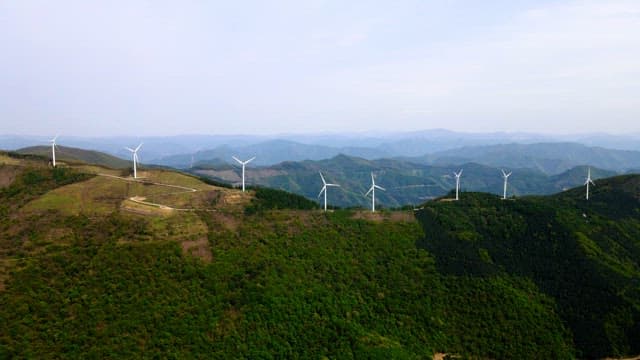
(0, 154, 574, 359)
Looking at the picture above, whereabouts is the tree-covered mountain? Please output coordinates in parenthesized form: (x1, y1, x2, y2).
(193, 154, 617, 208)
(1, 150, 639, 358)
(410, 142, 640, 174)
(415, 175, 640, 358)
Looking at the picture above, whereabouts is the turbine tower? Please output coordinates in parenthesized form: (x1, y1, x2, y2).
(318, 171, 340, 212)
(49, 135, 59, 167)
(501, 169, 512, 200)
(365, 172, 386, 212)
(585, 167, 595, 200)
(453, 169, 463, 201)
(125, 143, 143, 179)
(232, 156, 255, 192)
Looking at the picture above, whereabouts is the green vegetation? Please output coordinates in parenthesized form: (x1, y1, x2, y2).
(1, 155, 638, 358)
(415, 178, 640, 358)
(244, 186, 320, 214)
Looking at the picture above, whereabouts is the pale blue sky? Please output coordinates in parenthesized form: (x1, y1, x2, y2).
(1, 0, 639, 136)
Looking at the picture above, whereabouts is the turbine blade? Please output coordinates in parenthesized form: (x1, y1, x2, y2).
(365, 187, 373, 196)
(246, 157, 256, 164)
(125, 147, 134, 152)
(232, 156, 242, 164)
(135, 143, 143, 152)
(318, 186, 326, 198)
(375, 185, 385, 191)
(319, 171, 326, 185)
(590, 180, 596, 186)
(371, 172, 375, 185)
(501, 169, 507, 177)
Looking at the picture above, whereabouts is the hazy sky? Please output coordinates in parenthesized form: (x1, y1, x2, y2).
(1, 0, 639, 136)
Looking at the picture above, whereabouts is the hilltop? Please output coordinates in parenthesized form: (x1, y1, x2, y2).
(16, 145, 131, 169)
(1, 150, 639, 358)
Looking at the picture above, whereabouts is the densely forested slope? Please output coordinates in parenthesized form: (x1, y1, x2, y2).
(0, 157, 574, 359)
(415, 175, 640, 358)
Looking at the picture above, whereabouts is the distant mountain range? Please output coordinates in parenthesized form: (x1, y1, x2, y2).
(192, 154, 617, 208)
(408, 142, 640, 174)
(3, 130, 640, 167)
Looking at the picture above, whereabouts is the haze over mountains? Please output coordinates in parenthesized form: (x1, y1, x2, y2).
(3, 130, 640, 168)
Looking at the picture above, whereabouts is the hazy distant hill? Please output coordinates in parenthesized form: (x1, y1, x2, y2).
(411, 142, 640, 174)
(154, 139, 389, 168)
(193, 154, 616, 208)
(16, 145, 131, 169)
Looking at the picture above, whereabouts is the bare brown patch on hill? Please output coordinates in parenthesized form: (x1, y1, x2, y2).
(0, 165, 21, 188)
(181, 237, 212, 262)
(351, 211, 416, 223)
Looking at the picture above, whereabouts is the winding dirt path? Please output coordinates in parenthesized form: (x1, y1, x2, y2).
(97, 173, 216, 212)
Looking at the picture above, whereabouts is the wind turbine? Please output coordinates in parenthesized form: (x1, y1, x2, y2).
(453, 169, 463, 201)
(365, 172, 385, 212)
(125, 143, 143, 179)
(49, 135, 59, 167)
(585, 167, 595, 200)
(232, 156, 255, 192)
(501, 169, 512, 200)
(318, 171, 340, 212)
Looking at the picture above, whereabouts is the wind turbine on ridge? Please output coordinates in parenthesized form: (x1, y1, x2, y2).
(501, 169, 512, 200)
(318, 171, 340, 212)
(49, 135, 59, 167)
(453, 169, 463, 201)
(125, 143, 143, 179)
(232, 156, 255, 192)
(585, 167, 595, 200)
(365, 172, 385, 212)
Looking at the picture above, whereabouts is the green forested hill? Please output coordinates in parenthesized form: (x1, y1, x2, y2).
(416, 176, 640, 358)
(1, 152, 638, 358)
(194, 154, 616, 208)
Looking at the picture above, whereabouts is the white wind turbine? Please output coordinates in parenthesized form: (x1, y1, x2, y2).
(501, 169, 512, 200)
(585, 167, 595, 200)
(125, 143, 143, 179)
(453, 169, 463, 201)
(318, 171, 340, 212)
(232, 156, 255, 192)
(49, 135, 59, 167)
(365, 172, 385, 212)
